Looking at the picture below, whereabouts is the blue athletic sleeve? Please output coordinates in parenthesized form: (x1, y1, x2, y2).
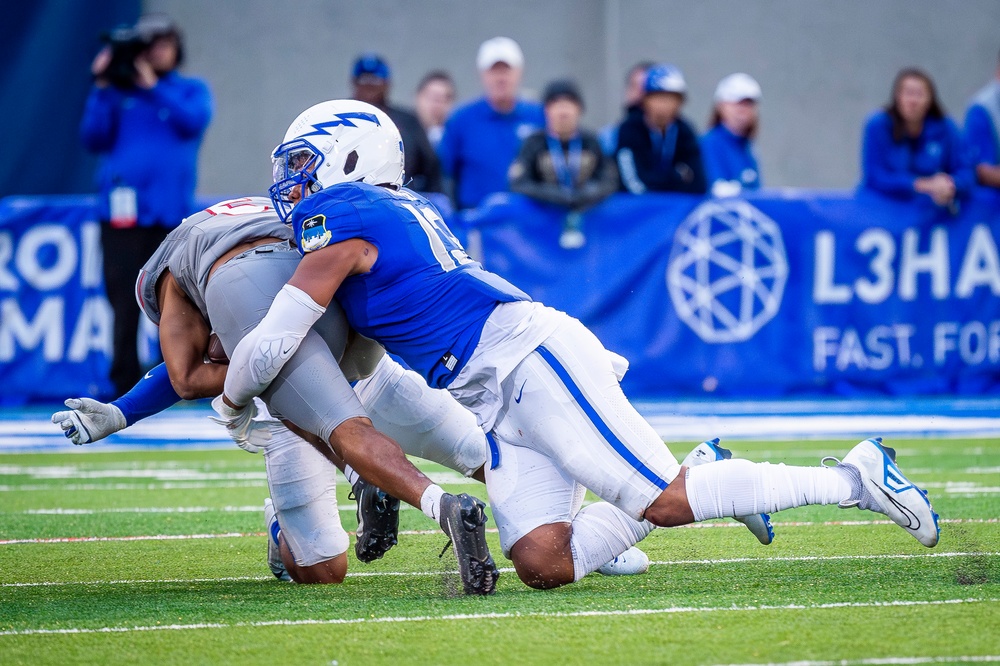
(110, 362, 181, 426)
(861, 112, 917, 196)
(291, 187, 367, 254)
(79, 86, 120, 152)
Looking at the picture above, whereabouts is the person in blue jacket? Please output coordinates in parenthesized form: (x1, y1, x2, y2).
(80, 14, 212, 394)
(701, 73, 763, 197)
(861, 68, 971, 210)
(436, 37, 544, 210)
(615, 64, 706, 195)
(964, 49, 1000, 190)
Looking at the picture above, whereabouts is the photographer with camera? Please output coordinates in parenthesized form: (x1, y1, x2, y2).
(80, 14, 212, 395)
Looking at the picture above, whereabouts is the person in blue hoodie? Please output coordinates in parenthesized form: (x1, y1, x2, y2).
(701, 73, 763, 197)
(861, 68, 971, 210)
(80, 14, 212, 394)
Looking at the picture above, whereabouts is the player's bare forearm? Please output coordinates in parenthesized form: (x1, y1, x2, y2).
(171, 364, 227, 399)
(158, 273, 225, 400)
(329, 417, 431, 508)
(288, 239, 376, 308)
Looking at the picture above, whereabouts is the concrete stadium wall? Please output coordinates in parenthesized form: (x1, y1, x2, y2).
(146, 0, 1000, 196)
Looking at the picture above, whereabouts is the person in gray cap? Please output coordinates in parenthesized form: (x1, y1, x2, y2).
(615, 64, 706, 194)
(509, 80, 618, 249)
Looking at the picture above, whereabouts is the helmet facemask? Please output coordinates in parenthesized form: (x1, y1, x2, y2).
(269, 139, 324, 223)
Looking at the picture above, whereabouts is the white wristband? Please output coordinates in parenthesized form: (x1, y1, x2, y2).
(223, 284, 326, 406)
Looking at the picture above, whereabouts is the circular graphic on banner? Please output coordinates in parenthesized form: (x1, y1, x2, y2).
(666, 200, 788, 343)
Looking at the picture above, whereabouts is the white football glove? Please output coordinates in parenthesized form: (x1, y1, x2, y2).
(51, 398, 127, 445)
(209, 395, 272, 454)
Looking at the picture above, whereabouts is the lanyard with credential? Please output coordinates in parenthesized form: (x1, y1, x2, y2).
(546, 135, 583, 189)
(649, 123, 678, 170)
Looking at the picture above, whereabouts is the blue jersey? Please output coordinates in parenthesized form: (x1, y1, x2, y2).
(700, 125, 761, 190)
(291, 183, 529, 387)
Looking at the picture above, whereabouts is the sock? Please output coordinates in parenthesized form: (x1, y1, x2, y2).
(343, 464, 360, 487)
(419, 484, 445, 523)
(269, 515, 281, 547)
(569, 502, 655, 582)
(685, 459, 853, 522)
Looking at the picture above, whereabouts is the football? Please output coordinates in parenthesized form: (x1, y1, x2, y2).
(207, 332, 229, 364)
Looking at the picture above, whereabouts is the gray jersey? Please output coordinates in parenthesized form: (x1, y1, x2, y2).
(136, 197, 292, 326)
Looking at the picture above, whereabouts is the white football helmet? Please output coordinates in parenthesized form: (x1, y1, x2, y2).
(268, 99, 404, 221)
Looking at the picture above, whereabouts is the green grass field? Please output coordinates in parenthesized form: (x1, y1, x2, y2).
(1, 438, 998, 665)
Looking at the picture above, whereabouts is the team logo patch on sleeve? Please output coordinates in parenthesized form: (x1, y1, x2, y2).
(300, 214, 332, 252)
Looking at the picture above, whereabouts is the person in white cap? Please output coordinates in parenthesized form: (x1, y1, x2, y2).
(437, 36, 544, 210)
(701, 73, 763, 197)
(615, 64, 706, 194)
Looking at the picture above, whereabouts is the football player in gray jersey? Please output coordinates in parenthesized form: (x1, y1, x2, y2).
(54, 197, 498, 592)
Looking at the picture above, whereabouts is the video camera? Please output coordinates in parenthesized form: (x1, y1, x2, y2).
(100, 25, 151, 90)
(98, 15, 178, 90)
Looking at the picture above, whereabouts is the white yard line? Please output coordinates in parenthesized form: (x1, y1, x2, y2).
(3, 552, 995, 588)
(18, 504, 418, 515)
(0, 482, 266, 492)
(648, 551, 1000, 566)
(0, 532, 257, 545)
(0, 598, 995, 637)
(1, 517, 995, 546)
(713, 657, 1000, 666)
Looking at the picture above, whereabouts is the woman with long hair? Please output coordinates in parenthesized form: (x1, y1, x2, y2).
(861, 68, 972, 208)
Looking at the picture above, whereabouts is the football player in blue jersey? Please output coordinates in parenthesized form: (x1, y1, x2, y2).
(221, 100, 939, 590)
(51, 195, 496, 590)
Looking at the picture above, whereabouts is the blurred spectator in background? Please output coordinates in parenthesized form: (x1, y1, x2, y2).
(351, 53, 441, 192)
(701, 73, 763, 197)
(599, 61, 654, 155)
(438, 36, 544, 210)
(616, 64, 706, 194)
(415, 70, 456, 150)
(509, 80, 618, 249)
(79, 13, 211, 395)
(861, 68, 972, 210)
(964, 49, 1000, 189)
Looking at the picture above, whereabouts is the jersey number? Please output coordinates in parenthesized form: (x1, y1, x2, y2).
(400, 202, 473, 272)
(204, 198, 272, 216)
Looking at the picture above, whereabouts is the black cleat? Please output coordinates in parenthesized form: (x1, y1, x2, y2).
(439, 493, 500, 595)
(351, 478, 400, 563)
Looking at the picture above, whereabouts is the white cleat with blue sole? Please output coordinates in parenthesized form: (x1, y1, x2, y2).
(824, 437, 940, 548)
(682, 438, 775, 545)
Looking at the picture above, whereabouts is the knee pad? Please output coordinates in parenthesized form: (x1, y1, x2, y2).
(264, 427, 349, 567)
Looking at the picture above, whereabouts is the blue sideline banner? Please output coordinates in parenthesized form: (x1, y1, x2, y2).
(0, 196, 114, 403)
(4, 190, 1000, 402)
(464, 190, 1000, 398)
